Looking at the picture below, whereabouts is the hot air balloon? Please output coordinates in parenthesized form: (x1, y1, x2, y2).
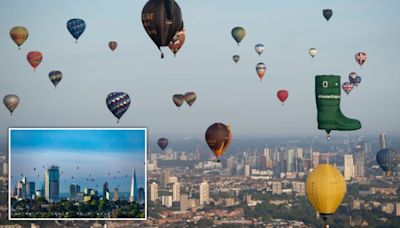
(256, 63, 266, 81)
(306, 164, 346, 226)
(106, 92, 131, 123)
(277, 90, 289, 105)
(231, 27, 246, 45)
(376, 148, 399, 177)
(308, 48, 318, 58)
(157, 138, 169, 150)
(342, 82, 353, 95)
(205, 123, 231, 162)
(48, 71, 62, 89)
(348, 72, 361, 87)
(172, 94, 185, 108)
(184, 92, 196, 107)
(255, 44, 264, 56)
(3, 94, 20, 115)
(323, 9, 333, 21)
(109, 41, 118, 51)
(168, 29, 185, 56)
(10, 26, 28, 50)
(142, 0, 183, 58)
(355, 52, 367, 67)
(67, 18, 86, 43)
(232, 55, 240, 64)
(27, 51, 42, 71)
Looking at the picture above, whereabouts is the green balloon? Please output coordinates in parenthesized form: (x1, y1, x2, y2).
(231, 27, 246, 45)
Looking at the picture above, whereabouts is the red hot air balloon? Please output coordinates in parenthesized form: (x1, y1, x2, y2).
(277, 90, 289, 105)
(27, 51, 42, 71)
(109, 41, 118, 51)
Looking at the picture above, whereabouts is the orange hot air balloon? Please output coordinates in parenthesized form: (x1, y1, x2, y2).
(168, 29, 185, 56)
(27, 51, 43, 71)
(205, 123, 231, 162)
(10, 26, 29, 50)
(256, 63, 266, 81)
(277, 90, 289, 105)
(108, 41, 118, 51)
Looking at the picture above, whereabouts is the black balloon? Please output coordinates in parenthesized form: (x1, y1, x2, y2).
(323, 9, 333, 21)
(158, 138, 169, 150)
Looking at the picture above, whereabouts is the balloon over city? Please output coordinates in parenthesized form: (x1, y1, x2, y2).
(67, 18, 86, 43)
(308, 48, 318, 58)
(27, 51, 42, 71)
(205, 123, 231, 162)
(232, 55, 240, 63)
(277, 90, 289, 105)
(184, 92, 197, 107)
(48, 71, 62, 88)
(342, 82, 354, 95)
(108, 41, 118, 51)
(3, 95, 20, 115)
(231, 27, 246, 45)
(172, 94, 185, 108)
(306, 164, 346, 225)
(141, 0, 183, 58)
(376, 148, 400, 177)
(157, 138, 169, 150)
(255, 44, 264, 56)
(349, 72, 362, 87)
(106, 92, 131, 123)
(255, 63, 267, 80)
(355, 52, 367, 67)
(168, 29, 185, 56)
(323, 9, 333, 21)
(10, 26, 28, 50)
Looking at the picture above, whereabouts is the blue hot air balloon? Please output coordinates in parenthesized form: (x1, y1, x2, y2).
(106, 92, 131, 123)
(376, 148, 399, 177)
(67, 18, 86, 43)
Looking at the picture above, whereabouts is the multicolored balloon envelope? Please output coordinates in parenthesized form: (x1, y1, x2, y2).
(184, 92, 196, 107)
(168, 29, 185, 56)
(142, 0, 183, 58)
(3, 94, 20, 115)
(277, 90, 289, 104)
(342, 82, 353, 95)
(231, 27, 246, 45)
(48, 71, 62, 88)
(376, 148, 399, 177)
(10, 26, 29, 50)
(348, 72, 362, 87)
(355, 52, 367, 67)
(67, 18, 86, 43)
(27, 51, 43, 71)
(323, 9, 333, 21)
(205, 123, 231, 162)
(106, 92, 131, 123)
(256, 63, 267, 80)
(157, 138, 169, 150)
(109, 41, 118, 51)
(255, 44, 264, 56)
(172, 94, 185, 108)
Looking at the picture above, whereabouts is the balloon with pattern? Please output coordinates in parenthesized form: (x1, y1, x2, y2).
(342, 82, 354, 95)
(172, 94, 185, 108)
(184, 92, 197, 107)
(3, 94, 20, 115)
(49, 71, 62, 88)
(10, 26, 28, 50)
(255, 44, 264, 56)
(355, 52, 367, 67)
(108, 41, 118, 51)
(67, 18, 86, 43)
(232, 55, 240, 64)
(205, 123, 231, 162)
(256, 63, 267, 81)
(106, 92, 131, 123)
(231, 27, 246, 45)
(168, 28, 185, 56)
(348, 72, 362, 87)
(27, 51, 42, 71)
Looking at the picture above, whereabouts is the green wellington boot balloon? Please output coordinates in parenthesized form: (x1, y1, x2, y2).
(315, 75, 361, 138)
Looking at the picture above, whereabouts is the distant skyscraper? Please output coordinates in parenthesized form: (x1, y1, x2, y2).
(17, 181, 26, 199)
(353, 145, 365, 178)
(287, 149, 295, 172)
(129, 169, 138, 202)
(26, 181, 35, 199)
(103, 182, 109, 200)
(161, 169, 169, 187)
(150, 182, 158, 201)
(379, 133, 387, 149)
(344, 155, 354, 181)
(3, 162, 8, 176)
(199, 181, 209, 206)
(70, 184, 80, 200)
(180, 194, 189, 211)
(45, 165, 59, 202)
(244, 162, 250, 176)
(312, 151, 320, 169)
(162, 195, 173, 208)
(113, 187, 119, 201)
(138, 187, 145, 204)
(272, 181, 282, 195)
(172, 182, 180, 202)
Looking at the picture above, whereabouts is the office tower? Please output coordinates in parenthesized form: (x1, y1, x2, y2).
(272, 181, 282, 195)
(296, 148, 303, 159)
(161, 169, 170, 187)
(180, 194, 189, 211)
(45, 165, 59, 202)
(226, 157, 235, 170)
(199, 181, 209, 206)
(17, 181, 25, 199)
(172, 182, 180, 202)
(139, 187, 145, 204)
(103, 182, 109, 200)
(353, 145, 365, 178)
(162, 195, 173, 208)
(379, 133, 387, 149)
(244, 162, 250, 176)
(312, 151, 320, 169)
(287, 149, 295, 172)
(70, 184, 79, 200)
(150, 182, 158, 201)
(129, 169, 138, 202)
(344, 155, 354, 181)
(26, 181, 35, 199)
(113, 187, 119, 201)
(3, 162, 8, 175)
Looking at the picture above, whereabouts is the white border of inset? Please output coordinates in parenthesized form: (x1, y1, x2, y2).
(8, 127, 147, 221)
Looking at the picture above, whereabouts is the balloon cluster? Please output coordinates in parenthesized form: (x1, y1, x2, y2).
(172, 92, 197, 108)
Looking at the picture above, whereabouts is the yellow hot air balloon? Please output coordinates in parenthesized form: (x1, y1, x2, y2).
(10, 26, 29, 50)
(306, 164, 346, 225)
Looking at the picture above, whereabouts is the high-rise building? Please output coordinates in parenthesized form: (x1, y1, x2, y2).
(226, 157, 235, 170)
(353, 145, 365, 178)
(312, 152, 320, 169)
(199, 181, 209, 206)
(17, 181, 26, 199)
(272, 181, 282, 195)
(287, 149, 295, 172)
(162, 195, 173, 208)
(103, 182, 109, 200)
(172, 182, 180, 202)
(129, 169, 138, 202)
(69, 184, 80, 200)
(26, 182, 35, 199)
(344, 155, 354, 181)
(45, 165, 59, 202)
(161, 169, 169, 187)
(244, 162, 250, 176)
(113, 187, 119, 201)
(150, 182, 158, 201)
(180, 194, 189, 211)
(379, 133, 387, 149)
(3, 162, 8, 176)
(138, 187, 145, 205)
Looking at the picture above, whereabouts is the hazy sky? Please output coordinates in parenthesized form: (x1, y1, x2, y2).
(1, 0, 399, 141)
(10, 129, 145, 193)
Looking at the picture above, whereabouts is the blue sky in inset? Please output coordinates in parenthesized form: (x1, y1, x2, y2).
(10, 129, 146, 193)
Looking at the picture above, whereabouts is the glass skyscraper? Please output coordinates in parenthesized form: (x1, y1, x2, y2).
(45, 165, 60, 202)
